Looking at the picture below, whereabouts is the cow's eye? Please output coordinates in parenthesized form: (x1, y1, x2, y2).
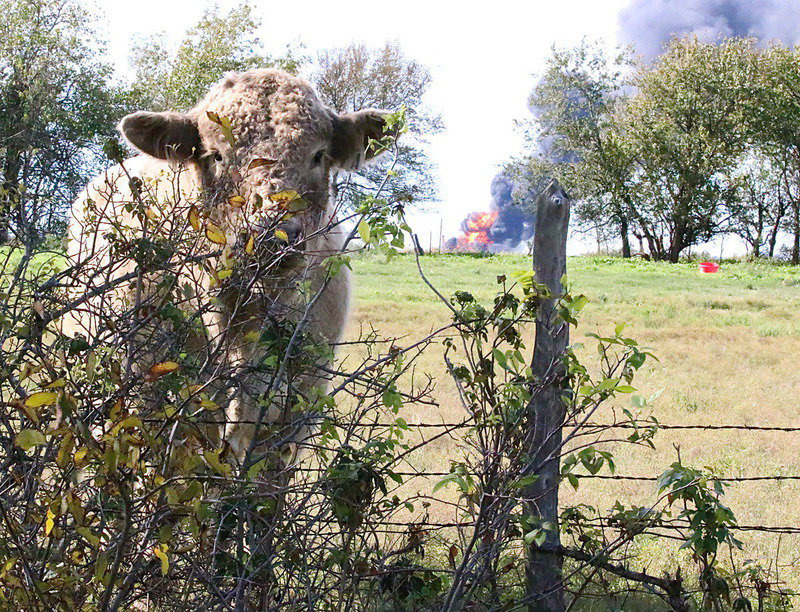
(213, 152, 223, 162)
(313, 149, 325, 165)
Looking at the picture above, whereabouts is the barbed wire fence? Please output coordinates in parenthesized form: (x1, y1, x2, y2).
(1, 146, 798, 612)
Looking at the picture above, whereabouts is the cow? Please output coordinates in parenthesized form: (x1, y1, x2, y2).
(63, 68, 393, 466)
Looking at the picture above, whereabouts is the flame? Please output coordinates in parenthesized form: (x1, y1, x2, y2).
(456, 211, 498, 250)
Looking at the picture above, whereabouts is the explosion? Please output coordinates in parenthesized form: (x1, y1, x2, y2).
(446, 174, 538, 252)
(457, 211, 498, 250)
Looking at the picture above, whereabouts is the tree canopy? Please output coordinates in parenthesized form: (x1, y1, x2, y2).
(0, 0, 121, 243)
(127, 3, 300, 113)
(313, 42, 442, 210)
(516, 36, 800, 262)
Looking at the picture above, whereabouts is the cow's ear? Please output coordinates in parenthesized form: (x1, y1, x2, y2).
(119, 111, 202, 162)
(331, 109, 396, 170)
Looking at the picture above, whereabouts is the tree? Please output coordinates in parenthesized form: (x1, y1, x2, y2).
(619, 37, 756, 262)
(518, 41, 637, 257)
(0, 0, 121, 244)
(127, 2, 300, 113)
(726, 152, 790, 258)
(519, 38, 763, 262)
(746, 43, 800, 263)
(313, 42, 442, 210)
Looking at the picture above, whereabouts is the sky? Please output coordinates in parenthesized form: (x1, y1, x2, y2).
(99, 0, 630, 245)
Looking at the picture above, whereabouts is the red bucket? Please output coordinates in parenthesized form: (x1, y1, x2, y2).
(699, 261, 719, 273)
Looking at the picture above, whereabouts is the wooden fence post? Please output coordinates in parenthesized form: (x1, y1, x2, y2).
(524, 180, 571, 612)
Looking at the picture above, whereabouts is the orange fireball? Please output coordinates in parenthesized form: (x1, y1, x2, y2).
(457, 211, 498, 250)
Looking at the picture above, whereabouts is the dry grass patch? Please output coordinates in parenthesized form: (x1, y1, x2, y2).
(342, 253, 800, 595)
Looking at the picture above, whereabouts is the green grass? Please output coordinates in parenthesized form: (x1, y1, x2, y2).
(5, 247, 800, 603)
(347, 253, 800, 603)
(0, 246, 66, 285)
(352, 253, 800, 335)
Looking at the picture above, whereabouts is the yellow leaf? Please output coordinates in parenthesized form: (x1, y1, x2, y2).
(45, 508, 56, 536)
(74, 448, 88, 464)
(243, 330, 260, 343)
(145, 207, 159, 222)
(269, 190, 299, 205)
(228, 195, 245, 208)
(188, 205, 201, 231)
(85, 350, 96, 381)
(25, 391, 58, 408)
(149, 361, 180, 377)
(43, 378, 66, 390)
(217, 268, 232, 280)
(247, 157, 276, 171)
(12, 399, 40, 424)
(0, 557, 17, 578)
(274, 229, 289, 242)
(205, 223, 227, 245)
(221, 245, 235, 268)
(153, 545, 169, 575)
(16, 429, 46, 451)
(207, 113, 237, 147)
(18, 363, 37, 382)
(245, 234, 255, 255)
(109, 398, 124, 421)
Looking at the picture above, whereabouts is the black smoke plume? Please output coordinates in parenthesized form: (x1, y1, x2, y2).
(486, 173, 537, 248)
(618, 0, 800, 58)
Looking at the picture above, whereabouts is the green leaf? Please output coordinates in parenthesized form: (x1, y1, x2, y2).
(593, 378, 619, 392)
(433, 473, 464, 494)
(358, 218, 372, 244)
(286, 198, 309, 212)
(509, 474, 540, 489)
(493, 347, 509, 371)
(16, 429, 46, 451)
(572, 294, 589, 313)
(524, 529, 548, 546)
(566, 473, 580, 490)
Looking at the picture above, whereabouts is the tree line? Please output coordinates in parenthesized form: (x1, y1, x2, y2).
(0, 0, 439, 246)
(515, 37, 800, 263)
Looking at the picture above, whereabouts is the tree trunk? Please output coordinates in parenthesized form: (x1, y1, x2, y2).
(769, 226, 779, 259)
(524, 180, 570, 612)
(620, 217, 631, 258)
(668, 239, 683, 263)
(751, 193, 763, 258)
(769, 194, 786, 259)
(793, 200, 800, 265)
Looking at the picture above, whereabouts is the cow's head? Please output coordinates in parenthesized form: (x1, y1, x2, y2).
(118, 69, 393, 251)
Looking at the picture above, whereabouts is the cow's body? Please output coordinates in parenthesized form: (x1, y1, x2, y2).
(63, 69, 389, 460)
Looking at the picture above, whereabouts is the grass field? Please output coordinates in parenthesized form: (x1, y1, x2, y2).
(5, 246, 800, 604)
(347, 253, 800, 601)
